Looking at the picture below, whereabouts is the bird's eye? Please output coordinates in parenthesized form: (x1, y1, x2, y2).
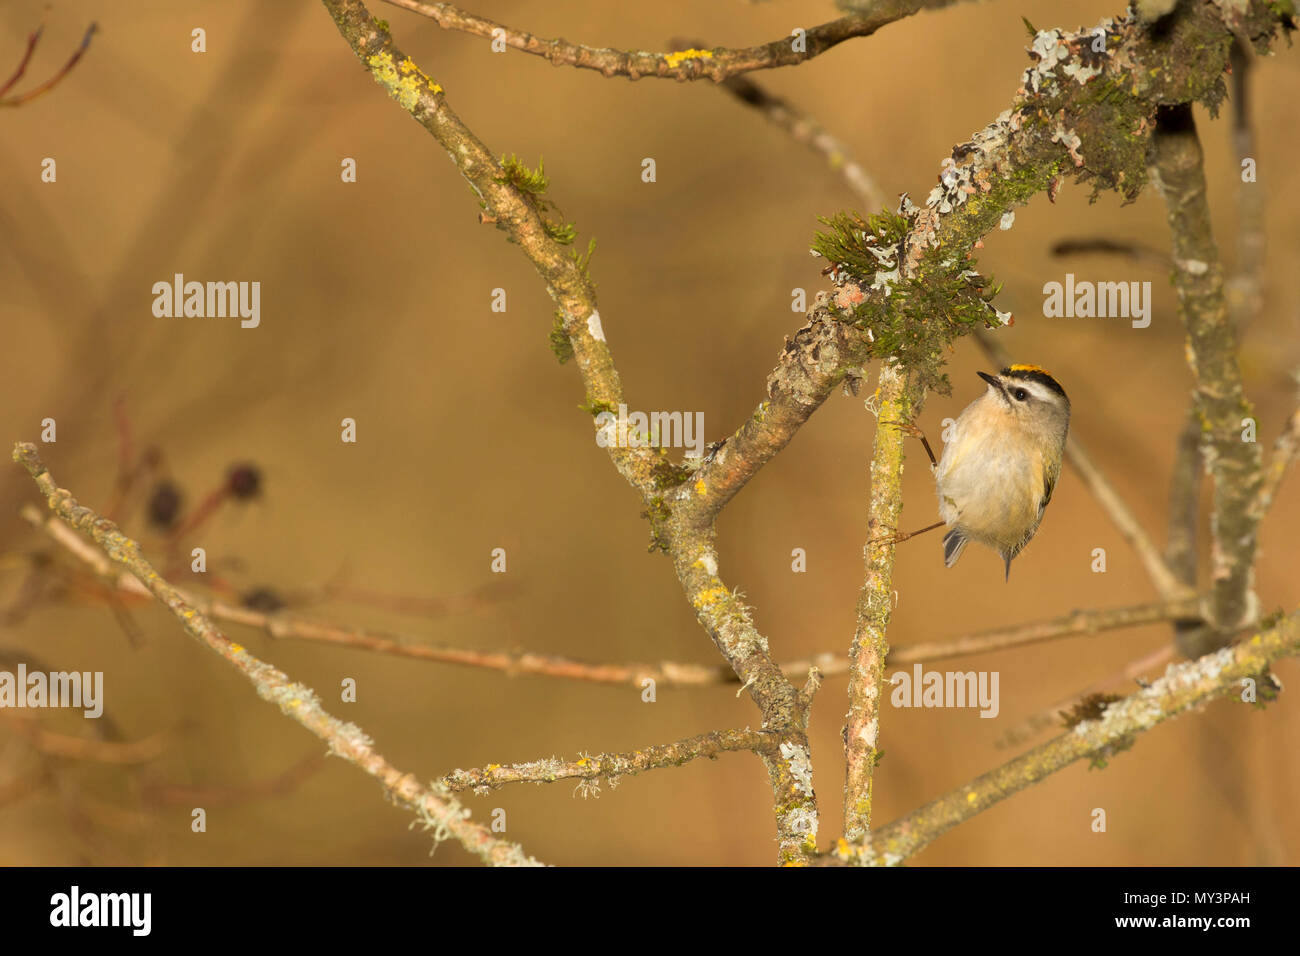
(1013, 388, 1028, 401)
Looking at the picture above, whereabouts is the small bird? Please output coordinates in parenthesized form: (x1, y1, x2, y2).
(935, 365, 1070, 579)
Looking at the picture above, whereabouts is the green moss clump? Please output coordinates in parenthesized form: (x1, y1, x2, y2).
(1060, 692, 1124, 728)
(811, 213, 1011, 394)
(550, 310, 574, 364)
(641, 497, 672, 553)
(650, 452, 693, 490)
(810, 209, 908, 280)
(496, 155, 579, 246)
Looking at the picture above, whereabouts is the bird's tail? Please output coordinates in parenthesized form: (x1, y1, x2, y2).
(942, 528, 967, 567)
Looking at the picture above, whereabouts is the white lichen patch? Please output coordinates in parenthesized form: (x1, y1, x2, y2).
(871, 267, 901, 296)
(1063, 60, 1103, 85)
(784, 804, 818, 841)
(1175, 258, 1209, 275)
(779, 741, 815, 797)
(999, 211, 1016, 231)
(1051, 124, 1085, 167)
(586, 310, 606, 341)
(1072, 643, 1240, 741)
(694, 551, 719, 576)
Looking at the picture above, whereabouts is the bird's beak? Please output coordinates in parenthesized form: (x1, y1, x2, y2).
(977, 370, 1008, 403)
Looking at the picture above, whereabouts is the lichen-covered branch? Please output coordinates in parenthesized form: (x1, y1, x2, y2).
(380, 0, 948, 82)
(660, 523, 820, 863)
(685, 4, 1292, 528)
(322, 0, 825, 864)
(439, 729, 776, 793)
(1152, 102, 1264, 643)
(833, 610, 1300, 864)
(322, 0, 658, 495)
(843, 364, 921, 842)
(12, 443, 542, 867)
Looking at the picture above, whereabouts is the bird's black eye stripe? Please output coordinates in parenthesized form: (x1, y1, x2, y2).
(1013, 388, 1028, 401)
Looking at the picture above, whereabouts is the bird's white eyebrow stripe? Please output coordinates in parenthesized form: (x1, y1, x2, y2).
(1012, 381, 1055, 401)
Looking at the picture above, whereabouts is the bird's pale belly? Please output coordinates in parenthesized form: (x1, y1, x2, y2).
(937, 435, 1043, 552)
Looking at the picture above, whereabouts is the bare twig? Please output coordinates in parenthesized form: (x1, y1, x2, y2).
(1251, 406, 1300, 522)
(12, 442, 541, 867)
(2, 715, 171, 766)
(1049, 237, 1171, 268)
(887, 596, 1201, 665)
(719, 72, 887, 209)
(1225, 37, 1264, 329)
(0, 22, 97, 107)
(19, 500, 1205, 681)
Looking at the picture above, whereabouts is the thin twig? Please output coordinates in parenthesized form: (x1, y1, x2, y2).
(380, 0, 946, 82)
(719, 72, 887, 209)
(1225, 37, 1264, 329)
(1048, 237, 1171, 268)
(1250, 405, 1300, 522)
(439, 729, 776, 792)
(11, 442, 542, 867)
(887, 596, 1201, 665)
(0, 22, 97, 108)
(19, 501, 1205, 680)
(2, 715, 171, 766)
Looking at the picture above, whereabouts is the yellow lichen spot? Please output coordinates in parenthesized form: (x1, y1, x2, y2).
(366, 50, 430, 111)
(694, 478, 707, 496)
(966, 791, 978, 803)
(695, 586, 729, 608)
(229, 643, 244, 654)
(486, 763, 501, 771)
(577, 757, 591, 766)
(664, 48, 714, 68)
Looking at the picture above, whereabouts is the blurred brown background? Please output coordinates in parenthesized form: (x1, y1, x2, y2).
(1, 0, 1297, 866)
